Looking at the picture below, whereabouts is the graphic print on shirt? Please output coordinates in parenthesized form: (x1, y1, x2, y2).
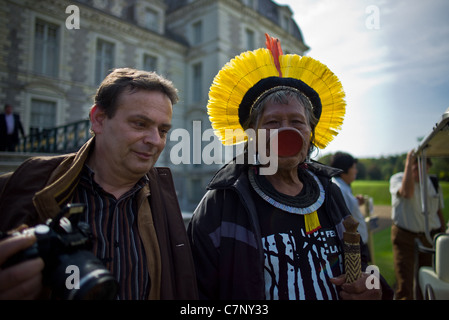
(263, 227, 342, 300)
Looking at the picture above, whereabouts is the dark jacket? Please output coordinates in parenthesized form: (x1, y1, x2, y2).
(0, 113, 24, 148)
(0, 138, 197, 300)
(188, 161, 393, 300)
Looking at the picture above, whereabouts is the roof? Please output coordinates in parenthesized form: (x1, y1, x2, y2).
(165, 0, 306, 43)
(416, 107, 449, 157)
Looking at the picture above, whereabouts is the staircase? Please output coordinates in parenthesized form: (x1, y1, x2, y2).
(0, 152, 55, 176)
(1, 120, 90, 175)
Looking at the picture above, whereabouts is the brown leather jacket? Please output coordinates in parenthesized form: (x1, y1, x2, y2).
(0, 138, 197, 299)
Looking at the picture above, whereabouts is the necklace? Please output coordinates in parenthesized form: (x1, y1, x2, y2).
(248, 166, 325, 215)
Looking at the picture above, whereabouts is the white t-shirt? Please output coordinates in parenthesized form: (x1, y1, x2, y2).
(332, 177, 369, 243)
(389, 172, 444, 233)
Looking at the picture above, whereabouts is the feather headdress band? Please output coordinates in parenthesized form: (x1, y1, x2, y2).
(207, 33, 346, 149)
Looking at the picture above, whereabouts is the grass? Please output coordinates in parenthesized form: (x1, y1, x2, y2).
(352, 180, 391, 205)
(352, 180, 449, 220)
(372, 227, 395, 287)
(349, 180, 449, 289)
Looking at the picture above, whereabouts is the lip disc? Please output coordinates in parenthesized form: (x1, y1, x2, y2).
(271, 128, 304, 157)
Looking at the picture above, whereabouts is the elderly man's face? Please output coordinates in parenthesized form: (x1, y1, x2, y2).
(256, 97, 311, 169)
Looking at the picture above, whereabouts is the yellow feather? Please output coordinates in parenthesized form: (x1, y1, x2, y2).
(305, 211, 321, 234)
(207, 48, 346, 147)
(279, 54, 346, 148)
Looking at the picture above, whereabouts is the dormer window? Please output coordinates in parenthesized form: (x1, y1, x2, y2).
(281, 14, 290, 32)
(243, 0, 257, 10)
(192, 20, 203, 44)
(144, 7, 159, 32)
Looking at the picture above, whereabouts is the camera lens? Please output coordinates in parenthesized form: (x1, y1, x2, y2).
(48, 250, 118, 300)
(72, 270, 118, 300)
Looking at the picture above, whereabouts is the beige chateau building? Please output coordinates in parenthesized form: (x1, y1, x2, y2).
(0, 0, 309, 210)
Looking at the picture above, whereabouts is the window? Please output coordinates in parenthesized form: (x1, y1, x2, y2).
(243, 0, 256, 10)
(143, 54, 158, 72)
(282, 15, 290, 32)
(144, 8, 159, 32)
(30, 99, 56, 131)
(95, 39, 115, 85)
(34, 19, 59, 77)
(246, 28, 255, 50)
(192, 63, 202, 102)
(192, 20, 202, 44)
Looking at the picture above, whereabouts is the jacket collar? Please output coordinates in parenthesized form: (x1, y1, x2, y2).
(308, 160, 343, 178)
(207, 160, 342, 190)
(33, 137, 95, 221)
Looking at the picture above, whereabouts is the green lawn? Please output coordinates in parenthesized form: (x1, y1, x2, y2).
(352, 180, 391, 205)
(353, 180, 449, 220)
(372, 227, 395, 288)
(350, 180, 449, 290)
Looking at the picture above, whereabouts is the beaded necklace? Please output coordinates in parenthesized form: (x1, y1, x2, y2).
(248, 166, 325, 234)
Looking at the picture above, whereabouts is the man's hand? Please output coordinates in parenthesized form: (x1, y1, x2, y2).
(331, 273, 382, 300)
(0, 234, 44, 300)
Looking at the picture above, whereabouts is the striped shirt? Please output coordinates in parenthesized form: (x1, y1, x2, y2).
(72, 165, 150, 300)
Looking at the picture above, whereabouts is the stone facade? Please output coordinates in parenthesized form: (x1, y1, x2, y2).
(0, 0, 308, 210)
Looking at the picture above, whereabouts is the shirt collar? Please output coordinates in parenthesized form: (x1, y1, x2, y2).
(81, 164, 149, 199)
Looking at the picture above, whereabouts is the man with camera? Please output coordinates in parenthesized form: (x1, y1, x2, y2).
(0, 68, 197, 300)
(390, 149, 445, 300)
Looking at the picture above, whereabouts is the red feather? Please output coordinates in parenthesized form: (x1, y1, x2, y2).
(265, 33, 283, 77)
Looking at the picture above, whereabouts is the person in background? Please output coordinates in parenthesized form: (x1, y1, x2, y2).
(390, 149, 445, 299)
(0, 104, 25, 151)
(331, 152, 371, 262)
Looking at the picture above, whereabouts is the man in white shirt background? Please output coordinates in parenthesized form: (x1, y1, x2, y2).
(389, 149, 445, 300)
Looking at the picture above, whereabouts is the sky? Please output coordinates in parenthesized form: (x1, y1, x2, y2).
(275, 0, 449, 159)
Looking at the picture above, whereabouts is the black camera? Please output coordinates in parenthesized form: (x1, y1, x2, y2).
(1, 203, 118, 300)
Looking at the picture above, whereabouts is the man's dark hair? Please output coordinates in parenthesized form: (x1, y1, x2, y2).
(93, 68, 179, 118)
(330, 152, 357, 175)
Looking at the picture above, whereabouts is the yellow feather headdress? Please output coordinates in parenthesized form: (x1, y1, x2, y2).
(207, 34, 346, 149)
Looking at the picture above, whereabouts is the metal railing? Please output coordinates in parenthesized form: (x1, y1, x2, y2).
(18, 119, 91, 153)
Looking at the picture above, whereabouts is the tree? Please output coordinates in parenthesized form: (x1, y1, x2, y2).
(367, 164, 382, 180)
(317, 152, 448, 181)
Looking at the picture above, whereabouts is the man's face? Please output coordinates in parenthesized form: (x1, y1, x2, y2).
(342, 163, 358, 184)
(91, 89, 172, 180)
